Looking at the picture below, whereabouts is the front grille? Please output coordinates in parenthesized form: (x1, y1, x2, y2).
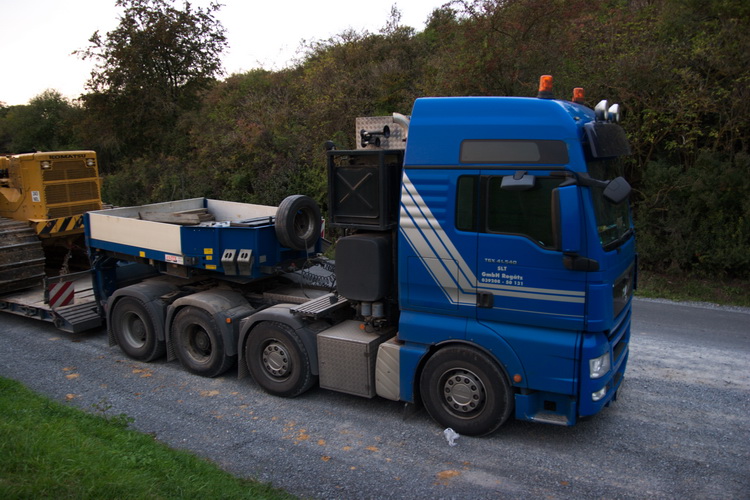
(607, 308, 630, 342)
(613, 338, 627, 363)
(44, 181, 100, 205)
(42, 161, 97, 181)
(613, 263, 635, 318)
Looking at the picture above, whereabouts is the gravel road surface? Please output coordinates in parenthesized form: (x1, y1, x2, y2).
(1, 298, 748, 499)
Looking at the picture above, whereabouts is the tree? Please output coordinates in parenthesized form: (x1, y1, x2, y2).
(0, 90, 83, 153)
(76, 0, 227, 157)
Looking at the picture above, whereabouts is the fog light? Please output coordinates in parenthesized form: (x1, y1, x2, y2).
(589, 352, 611, 379)
(592, 386, 608, 402)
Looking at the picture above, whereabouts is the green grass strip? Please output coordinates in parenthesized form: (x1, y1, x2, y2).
(0, 377, 294, 499)
(636, 271, 750, 308)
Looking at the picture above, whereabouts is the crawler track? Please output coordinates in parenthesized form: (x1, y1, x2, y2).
(0, 217, 45, 295)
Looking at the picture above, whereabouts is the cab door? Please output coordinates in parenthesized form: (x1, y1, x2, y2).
(472, 172, 588, 395)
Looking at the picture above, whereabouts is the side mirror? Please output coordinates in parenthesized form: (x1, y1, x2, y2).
(603, 176, 631, 204)
(555, 184, 582, 253)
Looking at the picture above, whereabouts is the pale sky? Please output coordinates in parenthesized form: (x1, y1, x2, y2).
(0, 0, 446, 106)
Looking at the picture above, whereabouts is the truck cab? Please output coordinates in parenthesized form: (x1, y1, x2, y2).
(330, 78, 634, 434)
(395, 91, 634, 432)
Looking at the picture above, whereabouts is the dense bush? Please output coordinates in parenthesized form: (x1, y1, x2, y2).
(1, 0, 748, 278)
(636, 152, 750, 277)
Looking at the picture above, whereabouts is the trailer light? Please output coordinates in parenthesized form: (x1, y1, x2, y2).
(589, 352, 611, 379)
(513, 374, 522, 383)
(225, 317, 232, 324)
(592, 386, 608, 402)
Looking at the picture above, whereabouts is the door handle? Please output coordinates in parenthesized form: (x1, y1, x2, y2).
(563, 253, 600, 271)
(477, 291, 494, 308)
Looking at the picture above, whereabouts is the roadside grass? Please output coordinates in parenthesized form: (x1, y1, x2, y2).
(0, 377, 294, 500)
(637, 270, 750, 308)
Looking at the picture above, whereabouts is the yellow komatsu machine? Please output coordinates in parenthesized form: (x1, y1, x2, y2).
(0, 151, 102, 295)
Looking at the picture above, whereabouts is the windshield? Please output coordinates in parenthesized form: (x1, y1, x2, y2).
(588, 158, 632, 250)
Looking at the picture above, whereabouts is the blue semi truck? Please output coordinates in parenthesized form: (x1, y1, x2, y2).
(82, 76, 634, 435)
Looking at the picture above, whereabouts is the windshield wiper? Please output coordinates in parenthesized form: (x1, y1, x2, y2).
(603, 228, 634, 252)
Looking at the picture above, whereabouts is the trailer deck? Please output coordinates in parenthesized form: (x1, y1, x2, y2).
(86, 198, 304, 279)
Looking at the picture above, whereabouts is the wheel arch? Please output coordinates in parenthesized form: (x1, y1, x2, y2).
(410, 338, 521, 408)
(106, 281, 179, 348)
(237, 304, 323, 379)
(165, 289, 254, 361)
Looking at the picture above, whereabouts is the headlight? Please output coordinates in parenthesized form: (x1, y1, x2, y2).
(592, 386, 608, 401)
(589, 352, 611, 379)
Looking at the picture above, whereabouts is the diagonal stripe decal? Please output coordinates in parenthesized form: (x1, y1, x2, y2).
(400, 171, 585, 305)
(35, 215, 85, 236)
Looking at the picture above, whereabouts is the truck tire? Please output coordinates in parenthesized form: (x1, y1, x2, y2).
(419, 346, 513, 436)
(245, 321, 316, 397)
(275, 195, 321, 251)
(111, 297, 165, 362)
(172, 306, 235, 378)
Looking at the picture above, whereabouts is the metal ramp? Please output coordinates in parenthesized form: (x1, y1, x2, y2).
(53, 302, 102, 333)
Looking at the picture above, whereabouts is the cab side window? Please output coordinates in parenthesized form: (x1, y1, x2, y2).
(455, 174, 562, 248)
(486, 176, 562, 248)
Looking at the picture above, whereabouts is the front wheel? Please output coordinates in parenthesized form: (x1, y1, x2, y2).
(245, 321, 316, 397)
(420, 346, 513, 436)
(172, 307, 235, 377)
(111, 296, 165, 362)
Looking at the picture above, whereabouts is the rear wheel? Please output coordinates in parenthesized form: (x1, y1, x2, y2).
(172, 307, 235, 377)
(245, 321, 316, 397)
(111, 296, 165, 362)
(420, 346, 513, 436)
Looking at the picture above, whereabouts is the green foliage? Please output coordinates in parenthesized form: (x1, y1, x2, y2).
(3, 0, 749, 279)
(76, 0, 227, 160)
(0, 91, 86, 153)
(0, 377, 293, 499)
(637, 270, 750, 307)
(636, 151, 750, 277)
(423, 0, 596, 96)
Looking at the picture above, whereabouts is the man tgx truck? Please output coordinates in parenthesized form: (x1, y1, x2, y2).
(86, 76, 635, 435)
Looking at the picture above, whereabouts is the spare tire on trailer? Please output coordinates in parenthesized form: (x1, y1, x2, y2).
(275, 195, 321, 251)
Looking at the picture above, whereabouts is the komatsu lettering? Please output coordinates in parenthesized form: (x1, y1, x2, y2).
(49, 154, 86, 159)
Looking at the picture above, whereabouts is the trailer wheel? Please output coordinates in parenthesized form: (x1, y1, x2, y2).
(275, 195, 321, 251)
(172, 307, 235, 378)
(420, 346, 513, 436)
(111, 297, 165, 362)
(245, 321, 316, 397)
